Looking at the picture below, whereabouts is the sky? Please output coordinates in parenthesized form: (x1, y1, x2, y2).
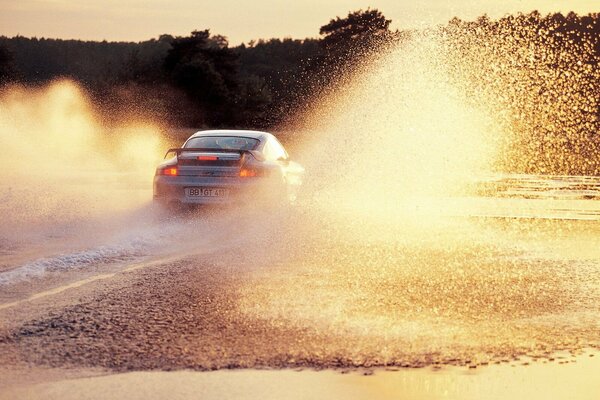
(0, 0, 597, 45)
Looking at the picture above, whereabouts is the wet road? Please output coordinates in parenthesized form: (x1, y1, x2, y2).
(1, 193, 600, 372)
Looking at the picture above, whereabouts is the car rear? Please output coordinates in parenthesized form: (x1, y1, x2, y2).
(153, 135, 285, 208)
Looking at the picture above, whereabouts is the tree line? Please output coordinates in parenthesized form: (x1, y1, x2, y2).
(0, 10, 599, 173)
(0, 9, 393, 129)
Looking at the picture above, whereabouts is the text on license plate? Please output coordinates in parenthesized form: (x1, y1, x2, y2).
(186, 187, 230, 197)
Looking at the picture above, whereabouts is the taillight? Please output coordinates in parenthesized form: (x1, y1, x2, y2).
(239, 168, 257, 178)
(198, 156, 218, 161)
(157, 166, 178, 176)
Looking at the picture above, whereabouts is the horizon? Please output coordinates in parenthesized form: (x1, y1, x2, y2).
(0, 0, 597, 45)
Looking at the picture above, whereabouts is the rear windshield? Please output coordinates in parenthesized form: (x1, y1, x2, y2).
(184, 136, 260, 151)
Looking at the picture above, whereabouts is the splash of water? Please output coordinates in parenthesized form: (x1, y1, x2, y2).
(0, 80, 170, 275)
(294, 33, 501, 225)
(442, 14, 600, 175)
(291, 16, 599, 223)
(0, 80, 166, 234)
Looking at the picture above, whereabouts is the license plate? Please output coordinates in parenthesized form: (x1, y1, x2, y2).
(186, 187, 230, 197)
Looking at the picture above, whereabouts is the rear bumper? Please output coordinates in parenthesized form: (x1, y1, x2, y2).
(153, 175, 284, 205)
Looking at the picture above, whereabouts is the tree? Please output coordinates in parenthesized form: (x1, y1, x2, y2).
(164, 30, 242, 126)
(0, 44, 16, 84)
(236, 38, 321, 125)
(319, 8, 393, 64)
(283, 8, 394, 119)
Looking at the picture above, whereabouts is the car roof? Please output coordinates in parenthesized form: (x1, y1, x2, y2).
(188, 130, 272, 142)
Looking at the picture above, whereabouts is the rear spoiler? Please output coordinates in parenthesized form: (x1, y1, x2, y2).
(164, 148, 264, 161)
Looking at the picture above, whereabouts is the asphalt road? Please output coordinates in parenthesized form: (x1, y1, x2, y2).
(1, 206, 599, 374)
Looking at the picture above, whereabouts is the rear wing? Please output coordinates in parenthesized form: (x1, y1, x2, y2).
(164, 148, 264, 161)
